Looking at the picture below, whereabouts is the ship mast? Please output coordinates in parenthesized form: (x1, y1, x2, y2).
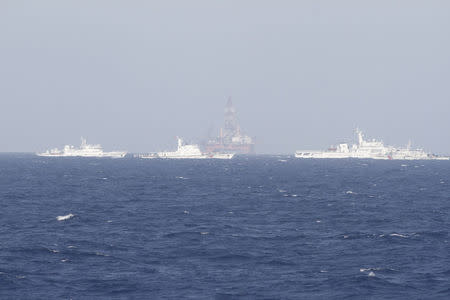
(177, 137, 183, 150)
(356, 128, 364, 146)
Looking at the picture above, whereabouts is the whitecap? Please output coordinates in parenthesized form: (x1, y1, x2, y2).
(346, 191, 355, 194)
(291, 194, 298, 197)
(278, 189, 287, 193)
(200, 232, 209, 235)
(360, 267, 381, 273)
(57, 214, 74, 221)
(183, 210, 190, 214)
(401, 164, 408, 167)
(316, 220, 322, 223)
(390, 233, 408, 238)
(61, 259, 68, 262)
(368, 271, 376, 277)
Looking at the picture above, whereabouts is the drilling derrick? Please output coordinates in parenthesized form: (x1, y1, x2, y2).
(223, 98, 238, 143)
(205, 98, 255, 154)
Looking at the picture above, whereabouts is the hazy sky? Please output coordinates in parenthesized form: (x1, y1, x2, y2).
(1, 1, 449, 154)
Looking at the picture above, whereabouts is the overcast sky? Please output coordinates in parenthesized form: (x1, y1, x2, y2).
(1, 1, 449, 154)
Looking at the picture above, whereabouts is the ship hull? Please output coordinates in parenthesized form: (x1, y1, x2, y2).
(294, 153, 389, 159)
(156, 153, 234, 159)
(204, 143, 254, 155)
(295, 152, 448, 160)
(37, 152, 127, 158)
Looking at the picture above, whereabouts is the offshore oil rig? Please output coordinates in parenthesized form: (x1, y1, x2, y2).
(204, 98, 255, 154)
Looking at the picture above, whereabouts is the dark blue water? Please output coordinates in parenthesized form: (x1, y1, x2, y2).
(0, 154, 449, 299)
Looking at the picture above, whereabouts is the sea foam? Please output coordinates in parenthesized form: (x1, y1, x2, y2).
(57, 214, 74, 221)
(389, 233, 408, 238)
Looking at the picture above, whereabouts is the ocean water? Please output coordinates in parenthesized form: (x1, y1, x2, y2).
(0, 154, 449, 299)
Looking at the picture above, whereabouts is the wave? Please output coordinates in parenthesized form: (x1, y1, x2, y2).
(389, 233, 408, 238)
(56, 214, 74, 221)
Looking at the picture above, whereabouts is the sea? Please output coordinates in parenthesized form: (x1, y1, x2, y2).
(0, 154, 449, 299)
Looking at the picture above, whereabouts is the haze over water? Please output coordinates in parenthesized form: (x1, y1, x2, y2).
(1, 1, 450, 154)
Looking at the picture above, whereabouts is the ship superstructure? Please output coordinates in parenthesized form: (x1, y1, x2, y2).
(295, 129, 449, 160)
(37, 138, 127, 158)
(204, 98, 255, 154)
(139, 137, 234, 159)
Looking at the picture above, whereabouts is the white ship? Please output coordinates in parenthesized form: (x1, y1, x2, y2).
(139, 138, 234, 159)
(389, 142, 449, 160)
(37, 138, 127, 158)
(295, 129, 449, 160)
